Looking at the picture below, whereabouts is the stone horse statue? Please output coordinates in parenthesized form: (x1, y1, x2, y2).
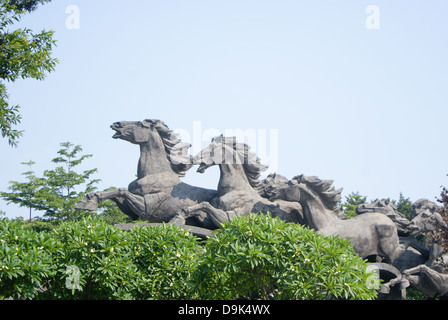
(76, 119, 217, 227)
(180, 135, 305, 228)
(403, 264, 448, 298)
(268, 175, 408, 264)
(356, 199, 419, 236)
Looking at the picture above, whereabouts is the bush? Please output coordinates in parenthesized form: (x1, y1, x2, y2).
(193, 213, 378, 300)
(37, 217, 140, 299)
(37, 217, 202, 300)
(126, 223, 202, 299)
(0, 218, 55, 299)
(1, 214, 379, 300)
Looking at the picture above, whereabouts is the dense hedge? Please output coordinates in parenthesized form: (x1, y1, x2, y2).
(193, 214, 378, 300)
(0, 214, 378, 300)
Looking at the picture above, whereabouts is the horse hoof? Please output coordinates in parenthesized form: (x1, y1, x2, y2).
(75, 197, 98, 211)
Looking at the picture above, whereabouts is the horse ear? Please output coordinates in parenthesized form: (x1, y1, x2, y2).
(141, 120, 153, 128)
(212, 134, 224, 143)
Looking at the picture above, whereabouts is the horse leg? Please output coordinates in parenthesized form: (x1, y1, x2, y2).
(183, 202, 236, 229)
(375, 223, 406, 264)
(405, 236, 430, 259)
(77, 189, 146, 220)
(109, 198, 140, 220)
(403, 265, 442, 298)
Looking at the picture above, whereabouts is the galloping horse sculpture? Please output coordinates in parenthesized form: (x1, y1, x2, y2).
(268, 175, 408, 263)
(76, 120, 406, 262)
(180, 135, 305, 227)
(76, 118, 448, 299)
(76, 119, 217, 228)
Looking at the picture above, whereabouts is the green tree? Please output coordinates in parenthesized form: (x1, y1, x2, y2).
(41, 142, 100, 221)
(395, 193, 413, 220)
(1, 142, 101, 221)
(0, 0, 57, 146)
(426, 174, 448, 264)
(0, 160, 46, 220)
(341, 192, 367, 219)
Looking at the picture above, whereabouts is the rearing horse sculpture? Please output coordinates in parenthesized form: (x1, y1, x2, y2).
(76, 119, 217, 227)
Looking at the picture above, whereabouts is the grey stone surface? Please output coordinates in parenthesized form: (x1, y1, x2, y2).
(181, 135, 305, 228)
(114, 223, 214, 240)
(357, 199, 418, 236)
(410, 199, 447, 234)
(403, 264, 448, 298)
(370, 262, 409, 300)
(76, 119, 217, 228)
(267, 174, 406, 264)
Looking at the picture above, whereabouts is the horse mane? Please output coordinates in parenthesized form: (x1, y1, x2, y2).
(293, 174, 342, 212)
(213, 135, 268, 189)
(144, 119, 193, 177)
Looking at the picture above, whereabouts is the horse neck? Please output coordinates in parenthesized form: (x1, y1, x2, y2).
(298, 184, 338, 230)
(217, 164, 257, 197)
(137, 138, 180, 183)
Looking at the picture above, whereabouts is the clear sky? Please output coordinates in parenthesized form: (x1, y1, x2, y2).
(1, 0, 447, 219)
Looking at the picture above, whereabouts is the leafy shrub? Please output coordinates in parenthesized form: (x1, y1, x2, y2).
(126, 224, 202, 299)
(39, 217, 139, 300)
(193, 213, 378, 300)
(36, 218, 202, 300)
(0, 218, 55, 299)
(1, 214, 380, 300)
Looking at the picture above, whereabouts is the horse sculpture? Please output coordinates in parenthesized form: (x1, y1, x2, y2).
(356, 199, 418, 236)
(180, 135, 305, 228)
(268, 175, 408, 263)
(75, 118, 448, 299)
(76, 119, 217, 227)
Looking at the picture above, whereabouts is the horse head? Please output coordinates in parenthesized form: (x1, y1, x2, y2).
(111, 119, 193, 178)
(356, 199, 422, 236)
(356, 199, 397, 215)
(111, 119, 162, 144)
(193, 135, 240, 173)
(194, 135, 268, 190)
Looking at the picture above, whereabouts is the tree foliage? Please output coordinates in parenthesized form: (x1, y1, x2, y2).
(341, 192, 367, 219)
(0, 215, 380, 300)
(426, 174, 448, 262)
(1, 142, 100, 221)
(0, 217, 203, 300)
(0, 217, 54, 299)
(41, 142, 99, 220)
(0, 0, 57, 146)
(395, 192, 413, 220)
(0, 160, 45, 220)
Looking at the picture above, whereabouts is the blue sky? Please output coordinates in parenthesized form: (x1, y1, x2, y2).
(1, 0, 447, 219)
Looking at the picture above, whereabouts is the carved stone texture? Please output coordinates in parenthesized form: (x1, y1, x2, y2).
(357, 199, 418, 236)
(75, 119, 448, 300)
(114, 223, 214, 240)
(76, 119, 217, 228)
